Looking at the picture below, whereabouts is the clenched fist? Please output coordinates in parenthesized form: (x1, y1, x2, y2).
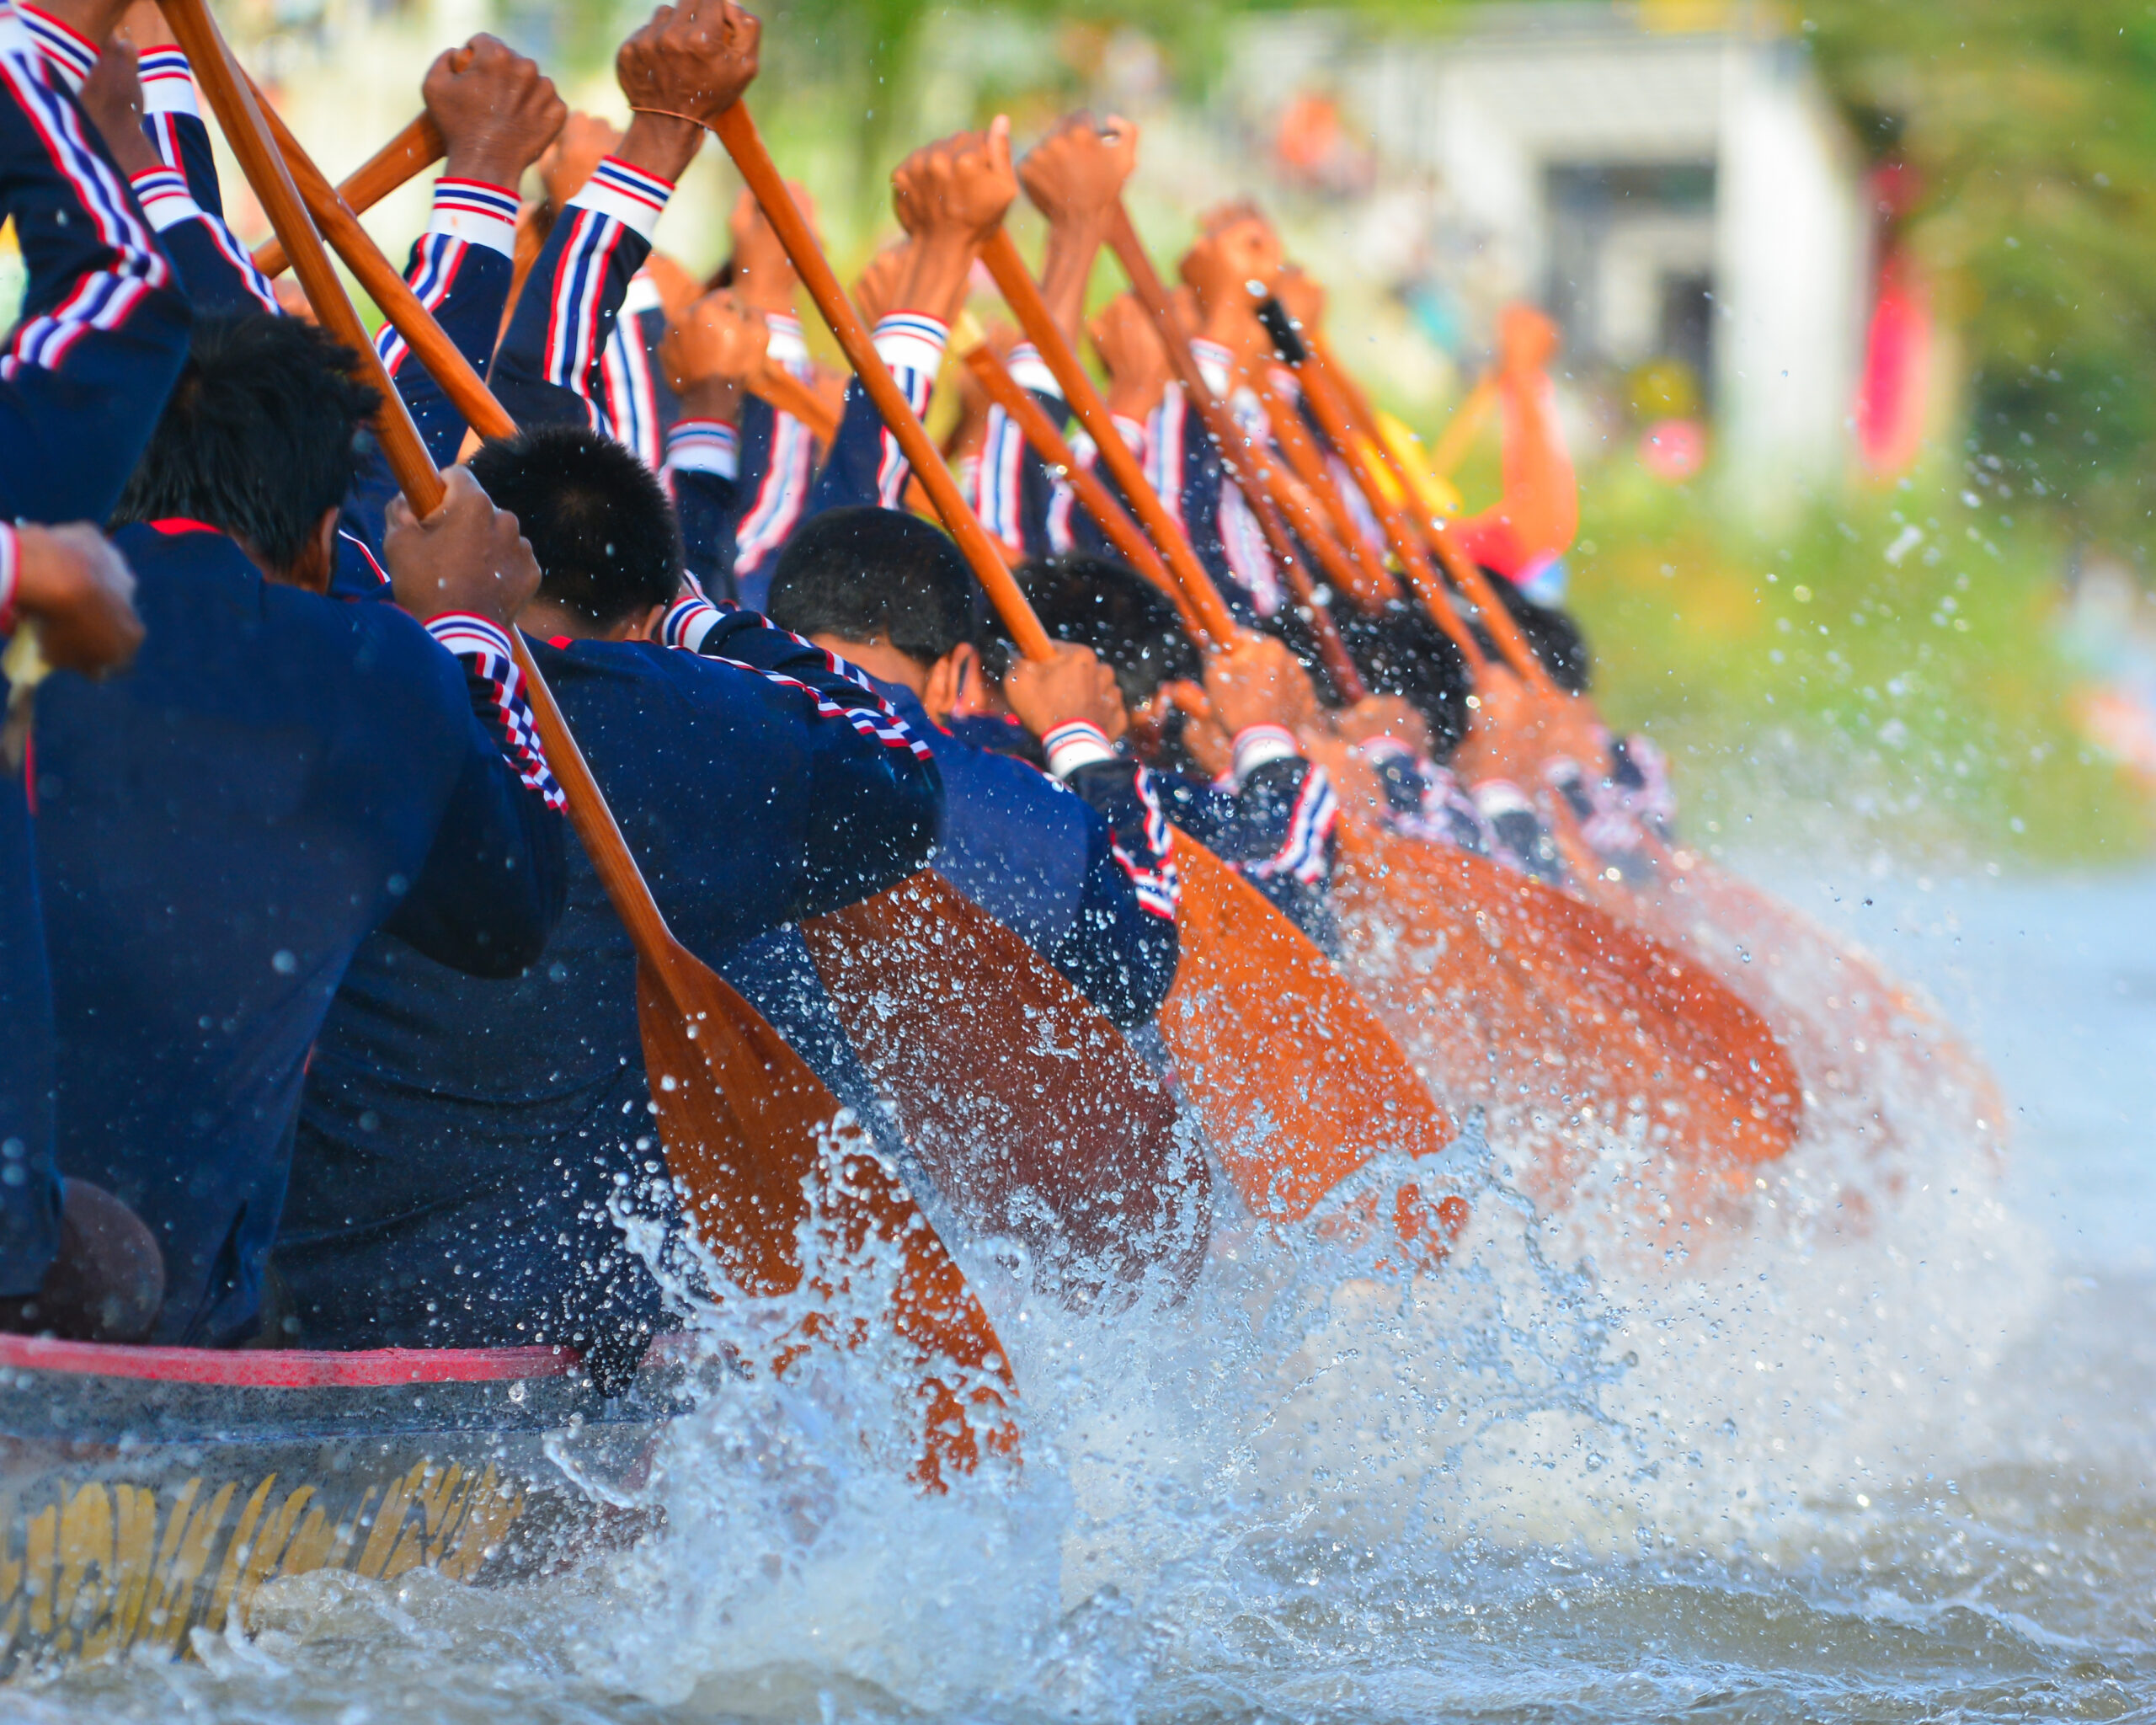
(385, 467, 542, 631)
(10, 524, 144, 678)
(426, 35, 565, 192)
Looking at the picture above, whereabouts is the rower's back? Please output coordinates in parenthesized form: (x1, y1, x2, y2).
(280, 426, 942, 1365)
(34, 314, 568, 1345)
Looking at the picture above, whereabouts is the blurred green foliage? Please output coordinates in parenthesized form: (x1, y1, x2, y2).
(1568, 463, 2153, 867)
(1805, 0, 2156, 552)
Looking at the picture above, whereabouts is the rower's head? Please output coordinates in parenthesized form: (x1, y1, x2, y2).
(766, 505, 985, 721)
(1011, 554, 1200, 711)
(467, 425, 682, 642)
(113, 312, 380, 592)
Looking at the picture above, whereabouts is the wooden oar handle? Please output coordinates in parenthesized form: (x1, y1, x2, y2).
(712, 104, 1054, 664)
(157, 0, 444, 515)
(1263, 307, 1490, 678)
(960, 342, 1211, 646)
(1103, 203, 1367, 702)
(253, 108, 447, 278)
(976, 228, 1236, 650)
(169, 0, 698, 994)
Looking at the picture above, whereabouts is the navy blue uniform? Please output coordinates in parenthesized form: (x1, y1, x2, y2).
(489, 154, 673, 434)
(974, 343, 1121, 563)
(0, 10, 189, 524)
(0, 16, 191, 1290)
(875, 684, 1178, 1028)
(280, 611, 941, 1354)
(31, 522, 567, 1343)
(1152, 724, 1339, 951)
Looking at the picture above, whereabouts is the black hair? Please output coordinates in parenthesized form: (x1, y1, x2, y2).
(766, 505, 982, 663)
(112, 312, 380, 573)
(1471, 571, 1592, 696)
(1004, 554, 1202, 707)
(467, 424, 681, 629)
(1337, 603, 1476, 757)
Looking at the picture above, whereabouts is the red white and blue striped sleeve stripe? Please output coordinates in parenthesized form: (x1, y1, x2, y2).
(16, 3, 90, 90)
(976, 398, 1028, 554)
(869, 312, 947, 509)
(657, 596, 929, 760)
(1118, 766, 1181, 920)
(422, 613, 565, 811)
(0, 46, 171, 384)
(376, 179, 518, 377)
(137, 45, 198, 179)
(1241, 766, 1337, 889)
(537, 160, 674, 409)
(126, 164, 279, 313)
(600, 297, 663, 466)
(428, 177, 518, 253)
(664, 418, 739, 479)
(734, 408, 815, 573)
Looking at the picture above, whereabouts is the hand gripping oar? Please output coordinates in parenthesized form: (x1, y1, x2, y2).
(253, 107, 446, 278)
(713, 105, 1459, 1236)
(224, 56, 1202, 1311)
(161, 0, 1014, 1483)
(983, 222, 1799, 1178)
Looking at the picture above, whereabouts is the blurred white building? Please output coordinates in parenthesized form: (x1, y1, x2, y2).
(1223, 1, 1869, 489)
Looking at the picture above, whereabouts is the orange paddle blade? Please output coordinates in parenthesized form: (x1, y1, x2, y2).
(1335, 821, 1799, 1182)
(802, 872, 1211, 1309)
(1160, 835, 1454, 1222)
(639, 944, 1017, 1490)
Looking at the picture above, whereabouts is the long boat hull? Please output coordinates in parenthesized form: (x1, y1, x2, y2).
(0, 1333, 676, 1672)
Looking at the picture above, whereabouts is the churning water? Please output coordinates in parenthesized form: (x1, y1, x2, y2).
(10, 863, 2156, 1724)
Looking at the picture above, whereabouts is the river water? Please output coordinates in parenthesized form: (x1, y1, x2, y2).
(8, 862, 2155, 1724)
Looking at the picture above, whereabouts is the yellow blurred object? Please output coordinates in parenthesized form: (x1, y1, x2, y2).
(1626, 356, 1700, 421)
(1357, 411, 1462, 520)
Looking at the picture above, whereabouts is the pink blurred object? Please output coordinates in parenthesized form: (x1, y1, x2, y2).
(1638, 417, 1706, 482)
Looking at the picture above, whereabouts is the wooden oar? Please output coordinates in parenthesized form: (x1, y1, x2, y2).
(1255, 299, 1803, 1152)
(253, 108, 445, 278)
(712, 104, 1460, 1239)
(1098, 206, 1369, 702)
(1073, 220, 1802, 1170)
(958, 339, 1205, 639)
(162, 0, 1014, 1484)
(232, 60, 1204, 1311)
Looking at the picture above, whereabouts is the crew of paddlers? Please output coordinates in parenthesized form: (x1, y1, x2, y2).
(0, 0, 1736, 1390)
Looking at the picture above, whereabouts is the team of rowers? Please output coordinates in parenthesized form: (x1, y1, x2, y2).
(0, 0, 1674, 1374)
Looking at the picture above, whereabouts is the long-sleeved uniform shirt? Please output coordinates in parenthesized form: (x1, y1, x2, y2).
(279, 611, 941, 1357)
(973, 342, 1125, 563)
(0, 5, 189, 523)
(489, 152, 673, 434)
(32, 522, 568, 1343)
(0, 15, 191, 1290)
(663, 311, 824, 609)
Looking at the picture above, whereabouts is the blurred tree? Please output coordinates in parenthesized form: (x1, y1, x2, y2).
(1805, 0, 2156, 540)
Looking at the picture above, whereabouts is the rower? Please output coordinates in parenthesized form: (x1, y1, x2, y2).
(0, 0, 191, 1337)
(1002, 553, 1344, 950)
(760, 508, 1180, 1029)
(278, 422, 942, 1372)
(36, 312, 569, 1345)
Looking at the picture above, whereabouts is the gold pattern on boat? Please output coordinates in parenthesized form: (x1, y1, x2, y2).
(0, 1461, 526, 1664)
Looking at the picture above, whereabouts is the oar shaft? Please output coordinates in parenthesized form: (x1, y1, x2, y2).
(242, 72, 515, 446)
(168, 0, 687, 986)
(1102, 203, 1367, 702)
(961, 343, 1211, 645)
(253, 108, 446, 278)
(712, 105, 1055, 664)
(1272, 323, 1489, 676)
(975, 228, 1235, 647)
